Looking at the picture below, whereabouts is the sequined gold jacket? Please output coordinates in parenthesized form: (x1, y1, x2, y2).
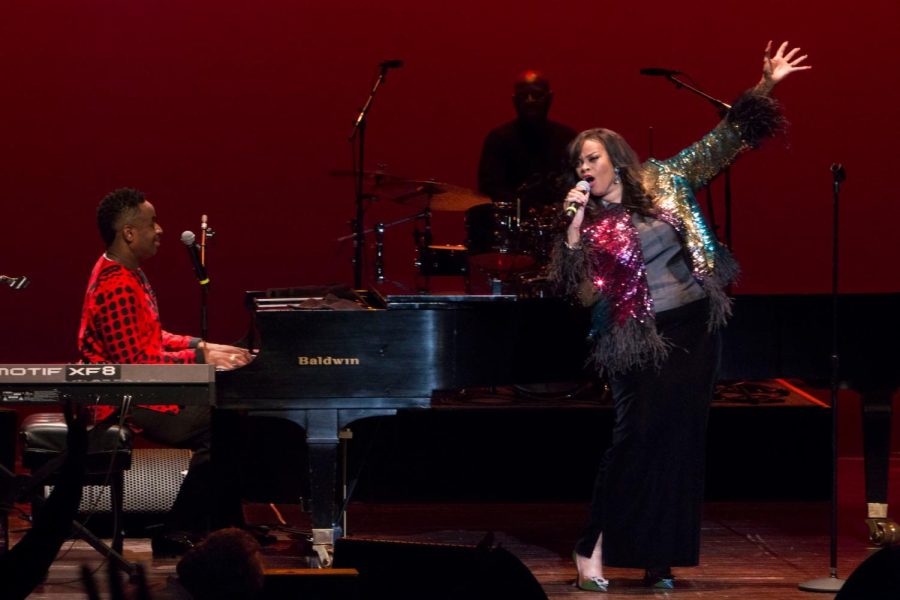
(551, 92, 783, 375)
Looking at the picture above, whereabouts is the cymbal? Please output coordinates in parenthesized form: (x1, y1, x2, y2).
(330, 171, 451, 200)
(429, 185, 491, 212)
(385, 180, 448, 205)
(330, 170, 490, 211)
(387, 183, 490, 212)
(328, 170, 413, 187)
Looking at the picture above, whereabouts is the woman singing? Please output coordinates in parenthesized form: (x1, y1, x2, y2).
(551, 41, 811, 591)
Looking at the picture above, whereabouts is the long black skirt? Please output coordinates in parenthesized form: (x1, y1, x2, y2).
(575, 297, 720, 568)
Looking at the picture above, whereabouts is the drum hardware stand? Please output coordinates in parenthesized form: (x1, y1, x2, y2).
(410, 193, 434, 250)
(489, 275, 503, 295)
(348, 60, 403, 289)
(798, 163, 846, 594)
(336, 212, 422, 289)
(411, 188, 437, 292)
(373, 223, 385, 284)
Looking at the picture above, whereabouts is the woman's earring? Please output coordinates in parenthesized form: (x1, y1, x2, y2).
(613, 166, 621, 185)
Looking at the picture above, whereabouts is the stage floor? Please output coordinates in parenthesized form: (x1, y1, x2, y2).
(10, 455, 900, 599)
(4, 381, 898, 598)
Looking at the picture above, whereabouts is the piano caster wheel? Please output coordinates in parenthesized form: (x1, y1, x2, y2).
(865, 518, 900, 547)
(313, 543, 334, 568)
(311, 528, 336, 568)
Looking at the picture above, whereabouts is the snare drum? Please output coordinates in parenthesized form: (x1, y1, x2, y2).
(464, 202, 535, 273)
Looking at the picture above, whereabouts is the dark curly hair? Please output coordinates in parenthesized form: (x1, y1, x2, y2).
(176, 528, 264, 600)
(96, 188, 146, 247)
(567, 128, 656, 218)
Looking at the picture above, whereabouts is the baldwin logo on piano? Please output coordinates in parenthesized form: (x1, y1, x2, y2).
(297, 356, 361, 366)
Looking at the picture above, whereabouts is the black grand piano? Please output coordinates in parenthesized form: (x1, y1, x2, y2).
(216, 289, 899, 563)
(215, 289, 589, 563)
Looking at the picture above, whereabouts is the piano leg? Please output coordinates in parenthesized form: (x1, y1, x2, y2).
(245, 407, 399, 567)
(305, 410, 340, 567)
(861, 388, 899, 546)
(250, 409, 339, 566)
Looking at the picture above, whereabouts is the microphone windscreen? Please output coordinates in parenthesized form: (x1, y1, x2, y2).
(576, 180, 591, 193)
(181, 231, 196, 246)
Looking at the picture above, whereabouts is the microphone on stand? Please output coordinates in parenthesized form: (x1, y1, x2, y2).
(181, 231, 210, 286)
(379, 59, 404, 69)
(831, 163, 846, 183)
(639, 67, 682, 77)
(564, 178, 593, 221)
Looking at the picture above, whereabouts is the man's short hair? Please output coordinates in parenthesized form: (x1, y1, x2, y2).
(96, 188, 146, 247)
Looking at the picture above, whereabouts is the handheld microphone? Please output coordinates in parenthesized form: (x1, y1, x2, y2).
(639, 67, 682, 77)
(564, 179, 593, 220)
(180, 231, 209, 286)
(0, 275, 29, 290)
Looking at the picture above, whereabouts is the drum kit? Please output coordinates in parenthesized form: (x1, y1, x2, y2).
(331, 170, 561, 294)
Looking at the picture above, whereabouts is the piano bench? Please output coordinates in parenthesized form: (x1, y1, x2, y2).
(20, 412, 134, 553)
(20, 412, 134, 475)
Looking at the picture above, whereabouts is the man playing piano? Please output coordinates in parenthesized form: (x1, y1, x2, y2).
(78, 187, 250, 556)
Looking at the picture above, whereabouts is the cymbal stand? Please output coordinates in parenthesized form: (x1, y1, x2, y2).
(335, 212, 424, 244)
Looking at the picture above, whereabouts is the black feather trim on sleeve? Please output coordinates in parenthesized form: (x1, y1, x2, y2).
(726, 92, 787, 148)
(547, 237, 590, 298)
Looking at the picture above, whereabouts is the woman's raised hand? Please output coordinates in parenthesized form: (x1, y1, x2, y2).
(762, 40, 811, 86)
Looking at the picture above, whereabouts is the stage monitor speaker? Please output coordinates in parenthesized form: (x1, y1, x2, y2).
(835, 545, 900, 599)
(50, 448, 190, 514)
(333, 536, 547, 600)
(264, 568, 360, 600)
(0, 408, 14, 552)
(0, 409, 15, 472)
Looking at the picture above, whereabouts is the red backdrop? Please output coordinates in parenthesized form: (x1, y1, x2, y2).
(1, 0, 897, 362)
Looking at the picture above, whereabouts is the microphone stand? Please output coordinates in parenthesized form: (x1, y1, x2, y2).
(663, 74, 731, 113)
(200, 280, 209, 342)
(798, 164, 847, 593)
(199, 217, 214, 341)
(661, 74, 733, 249)
(348, 63, 395, 289)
